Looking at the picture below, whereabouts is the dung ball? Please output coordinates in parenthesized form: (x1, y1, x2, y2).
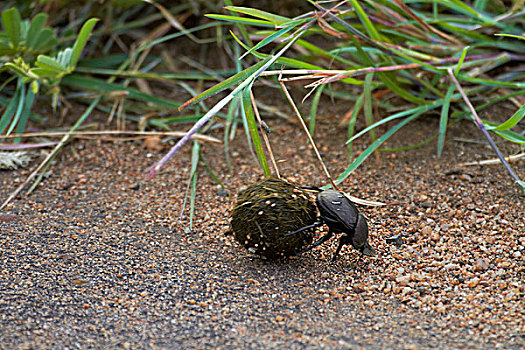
(230, 178, 317, 259)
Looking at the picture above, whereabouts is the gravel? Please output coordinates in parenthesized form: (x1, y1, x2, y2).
(0, 115, 523, 349)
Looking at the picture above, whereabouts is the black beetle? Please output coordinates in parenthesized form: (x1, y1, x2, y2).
(285, 188, 377, 261)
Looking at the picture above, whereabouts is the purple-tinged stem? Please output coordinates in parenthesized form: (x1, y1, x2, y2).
(447, 68, 524, 194)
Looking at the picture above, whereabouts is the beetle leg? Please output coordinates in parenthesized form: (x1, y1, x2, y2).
(284, 221, 322, 236)
(332, 239, 345, 261)
(297, 229, 333, 255)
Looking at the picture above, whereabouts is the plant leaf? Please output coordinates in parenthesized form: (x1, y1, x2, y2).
(32, 28, 58, 51)
(2, 8, 21, 48)
(36, 55, 68, 73)
(26, 13, 48, 50)
(71, 18, 99, 67)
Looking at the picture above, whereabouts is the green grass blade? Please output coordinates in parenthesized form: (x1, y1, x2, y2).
(14, 88, 36, 142)
(189, 140, 200, 230)
(490, 104, 525, 131)
(337, 112, 423, 185)
(240, 22, 302, 60)
(495, 34, 525, 40)
(347, 93, 365, 159)
(454, 46, 470, 76)
(491, 129, 525, 144)
(346, 0, 382, 41)
(5, 81, 25, 136)
(179, 57, 270, 110)
(363, 72, 376, 144)
(224, 6, 291, 25)
(224, 0, 253, 47)
(309, 84, 326, 136)
(437, 85, 455, 157)
(61, 75, 181, 109)
(224, 95, 241, 172)
(0, 89, 21, 135)
(206, 14, 276, 28)
(347, 100, 450, 144)
(242, 86, 270, 177)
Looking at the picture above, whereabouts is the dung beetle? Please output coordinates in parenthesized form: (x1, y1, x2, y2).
(285, 188, 377, 261)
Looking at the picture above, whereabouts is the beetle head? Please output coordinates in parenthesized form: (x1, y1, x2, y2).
(352, 213, 377, 257)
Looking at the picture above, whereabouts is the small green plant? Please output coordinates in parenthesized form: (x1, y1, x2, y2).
(0, 7, 98, 136)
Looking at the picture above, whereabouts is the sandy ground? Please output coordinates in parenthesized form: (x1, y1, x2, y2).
(0, 111, 524, 349)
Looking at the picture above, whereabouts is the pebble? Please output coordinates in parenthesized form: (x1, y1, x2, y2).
(422, 225, 433, 235)
(474, 258, 489, 271)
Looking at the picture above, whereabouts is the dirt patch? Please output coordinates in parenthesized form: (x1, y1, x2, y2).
(0, 104, 523, 348)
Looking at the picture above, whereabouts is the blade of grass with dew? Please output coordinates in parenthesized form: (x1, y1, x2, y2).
(309, 84, 325, 136)
(242, 86, 270, 177)
(347, 93, 365, 160)
(437, 85, 455, 157)
(336, 111, 423, 186)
